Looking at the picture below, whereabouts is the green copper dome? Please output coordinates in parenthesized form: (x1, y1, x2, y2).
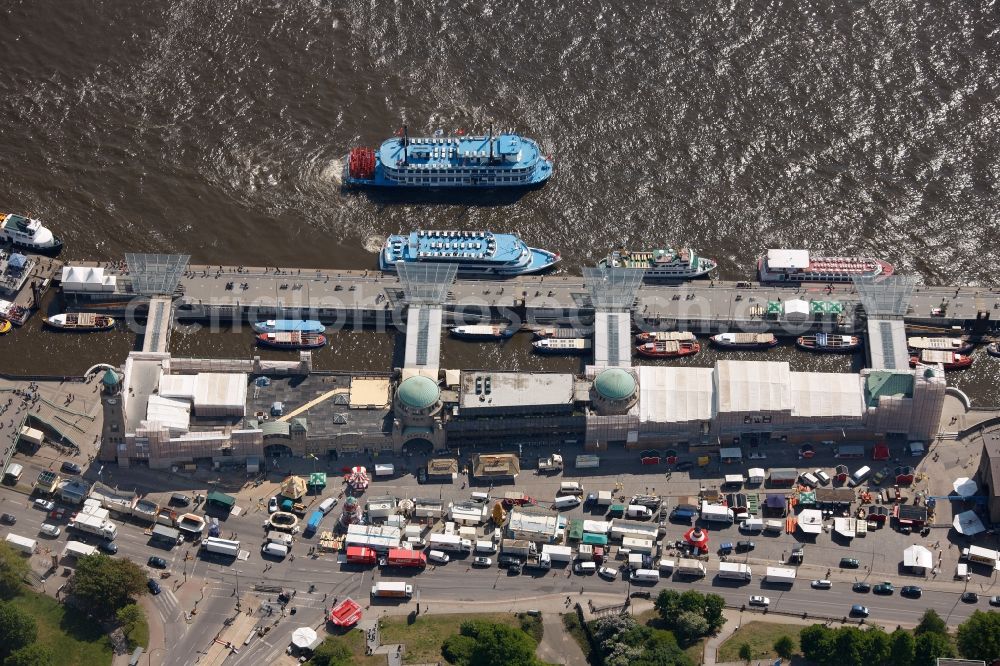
(397, 376, 441, 409)
(102, 369, 120, 386)
(594, 368, 636, 401)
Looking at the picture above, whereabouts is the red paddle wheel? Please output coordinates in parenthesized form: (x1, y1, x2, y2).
(348, 147, 376, 180)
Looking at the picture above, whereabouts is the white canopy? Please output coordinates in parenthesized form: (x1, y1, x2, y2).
(747, 468, 766, 481)
(783, 299, 810, 318)
(953, 510, 986, 536)
(797, 509, 823, 534)
(291, 626, 319, 649)
(953, 477, 978, 497)
(903, 545, 933, 570)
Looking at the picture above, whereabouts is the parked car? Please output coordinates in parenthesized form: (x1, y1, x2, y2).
(147, 556, 168, 569)
(749, 595, 770, 607)
(598, 566, 619, 580)
(60, 461, 82, 475)
(267, 497, 279, 514)
(811, 580, 832, 590)
(839, 558, 860, 569)
(39, 523, 60, 537)
(147, 579, 162, 595)
(961, 592, 979, 604)
(872, 466, 890, 485)
(852, 582, 871, 593)
(427, 550, 450, 565)
(901, 585, 922, 598)
(98, 541, 119, 554)
(630, 590, 652, 600)
(508, 562, 522, 575)
(873, 582, 894, 595)
(735, 540, 756, 553)
(850, 604, 870, 617)
(472, 557, 492, 568)
(498, 554, 522, 568)
(989, 595, 1000, 607)
(33, 498, 55, 511)
(169, 493, 192, 507)
(48, 508, 67, 521)
(0, 513, 16, 525)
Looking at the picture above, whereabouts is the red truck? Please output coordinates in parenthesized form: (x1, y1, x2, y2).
(346, 546, 378, 565)
(385, 548, 427, 568)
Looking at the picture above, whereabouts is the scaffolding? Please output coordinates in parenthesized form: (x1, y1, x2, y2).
(126, 253, 190, 296)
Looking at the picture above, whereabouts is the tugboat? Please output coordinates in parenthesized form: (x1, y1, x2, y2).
(710, 332, 778, 350)
(532, 338, 591, 355)
(43, 313, 116, 332)
(344, 126, 552, 189)
(909, 350, 973, 371)
(449, 325, 514, 340)
(599, 248, 717, 279)
(379, 229, 560, 276)
(256, 332, 326, 350)
(635, 340, 700, 359)
(0, 213, 63, 254)
(635, 331, 697, 344)
(252, 319, 326, 334)
(906, 336, 973, 355)
(796, 333, 862, 353)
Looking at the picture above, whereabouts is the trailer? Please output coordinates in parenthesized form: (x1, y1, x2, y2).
(385, 548, 426, 568)
(763, 520, 784, 534)
(541, 544, 573, 563)
(150, 524, 182, 546)
(4, 533, 36, 555)
(765, 566, 797, 584)
(961, 546, 1000, 568)
(717, 562, 752, 581)
(69, 513, 118, 540)
(428, 533, 472, 553)
(524, 553, 552, 571)
(700, 502, 734, 523)
(676, 558, 707, 577)
(62, 541, 97, 559)
(344, 533, 399, 553)
(501, 538, 534, 558)
(537, 455, 564, 473)
(575, 454, 601, 469)
(622, 537, 655, 554)
(345, 546, 378, 565)
(200, 537, 240, 557)
(371, 581, 413, 599)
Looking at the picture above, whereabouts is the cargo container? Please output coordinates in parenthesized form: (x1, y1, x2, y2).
(4, 533, 36, 554)
(700, 502, 734, 523)
(62, 540, 97, 559)
(765, 566, 796, 584)
(346, 546, 378, 565)
(676, 558, 707, 577)
(385, 548, 426, 568)
(622, 537, 655, 554)
(371, 581, 413, 598)
(502, 539, 534, 558)
(717, 562, 752, 581)
(559, 481, 583, 495)
(18, 426, 43, 446)
(201, 537, 240, 557)
(541, 544, 573, 562)
(575, 454, 600, 469)
(596, 490, 613, 506)
(632, 568, 660, 582)
(428, 533, 472, 553)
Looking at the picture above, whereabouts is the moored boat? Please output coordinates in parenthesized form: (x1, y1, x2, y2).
(0, 319, 10, 334)
(256, 332, 326, 350)
(711, 332, 778, 350)
(636, 331, 697, 343)
(252, 319, 326, 334)
(635, 340, 700, 358)
(533, 327, 588, 339)
(450, 325, 514, 340)
(380, 229, 559, 276)
(757, 249, 893, 283)
(987, 343, 1000, 358)
(43, 313, 115, 332)
(531, 338, 591, 355)
(0, 213, 63, 253)
(906, 336, 973, 355)
(796, 333, 862, 353)
(909, 349, 973, 370)
(599, 247, 717, 279)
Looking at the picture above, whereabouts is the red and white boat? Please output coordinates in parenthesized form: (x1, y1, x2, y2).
(758, 249, 893, 283)
(635, 340, 700, 358)
(909, 349, 972, 371)
(635, 331, 696, 343)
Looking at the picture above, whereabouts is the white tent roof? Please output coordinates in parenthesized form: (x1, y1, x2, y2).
(833, 517, 856, 538)
(797, 509, 823, 534)
(747, 467, 766, 480)
(903, 544, 933, 569)
(144, 395, 191, 432)
(193, 373, 247, 413)
(790, 372, 864, 418)
(291, 626, 319, 649)
(638, 366, 714, 423)
(784, 299, 810, 316)
(953, 477, 978, 497)
(715, 361, 791, 413)
(953, 510, 985, 536)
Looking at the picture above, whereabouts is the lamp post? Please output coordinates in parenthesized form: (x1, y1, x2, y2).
(235, 570, 242, 611)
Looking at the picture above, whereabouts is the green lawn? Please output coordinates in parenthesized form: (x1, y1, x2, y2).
(635, 608, 707, 663)
(125, 610, 149, 649)
(717, 621, 803, 662)
(379, 612, 527, 664)
(309, 628, 384, 666)
(10, 590, 114, 666)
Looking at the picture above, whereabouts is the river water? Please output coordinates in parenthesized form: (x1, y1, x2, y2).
(1, 0, 998, 399)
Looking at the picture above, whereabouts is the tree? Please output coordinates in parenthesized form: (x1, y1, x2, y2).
(309, 638, 352, 666)
(466, 623, 539, 666)
(703, 594, 726, 633)
(441, 634, 477, 665)
(116, 603, 143, 633)
(889, 628, 915, 666)
(799, 625, 834, 664)
(738, 642, 753, 663)
(654, 589, 682, 626)
(956, 611, 1000, 662)
(673, 610, 709, 646)
(0, 543, 29, 599)
(834, 627, 865, 666)
(860, 626, 890, 665)
(914, 609, 948, 637)
(6, 643, 55, 666)
(0, 601, 38, 660)
(914, 631, 956, 666)
(69, 554, 147, 617)
(774, 635, 795, 659)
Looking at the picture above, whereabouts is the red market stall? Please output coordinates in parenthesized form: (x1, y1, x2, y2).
(328, 598, 363, 627)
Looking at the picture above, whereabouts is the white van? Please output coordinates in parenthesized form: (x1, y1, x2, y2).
(266, 531, 293, 547)
(740, 518, 764, 533)
(553, 495, 581, 510)
(849, 466, 872, 487)
(799, 472, 819, 487)
(474, 540, 497, 554)
(3, 463, 23, 482)
(626, 505, 652, 520)
(427, 549, 450, 564)
(261, 542, 288, 559)
(632, 568, 660, 582)
(574, 561, 596, 575)
(559, 481, 583, 495)
(814, 469, 832, 486)
(318, 497, 338, 515)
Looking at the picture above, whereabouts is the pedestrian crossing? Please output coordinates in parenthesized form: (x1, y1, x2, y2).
(154, 588, 181, 620)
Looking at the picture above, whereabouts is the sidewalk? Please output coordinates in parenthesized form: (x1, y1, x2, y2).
(536, 611, 587, 666)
